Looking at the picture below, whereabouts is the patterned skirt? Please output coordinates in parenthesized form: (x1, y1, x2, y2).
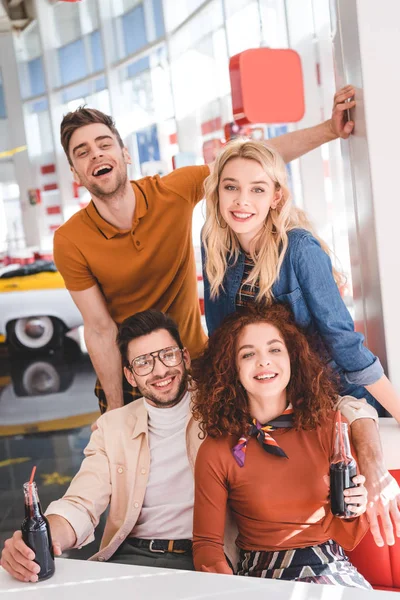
(237, 540, 371, 589)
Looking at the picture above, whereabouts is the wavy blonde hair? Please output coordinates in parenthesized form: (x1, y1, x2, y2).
(202, 139, 342, 302)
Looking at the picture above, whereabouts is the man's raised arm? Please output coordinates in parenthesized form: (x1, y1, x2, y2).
(350, 418, 400, 547)
(70, 284, 123, 412)
(338, 396, 400, 547)
(268, 85, 355, 163)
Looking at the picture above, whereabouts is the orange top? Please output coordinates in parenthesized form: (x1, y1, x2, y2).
(53, 166, 209, 358)
(193, 412, 368, 570)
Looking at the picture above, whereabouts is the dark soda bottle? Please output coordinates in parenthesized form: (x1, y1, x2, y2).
(330, 421, 357, 518)
(21, 481, 55, 581)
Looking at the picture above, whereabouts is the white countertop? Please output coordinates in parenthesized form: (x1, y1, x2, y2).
(0, 558, 397, 599)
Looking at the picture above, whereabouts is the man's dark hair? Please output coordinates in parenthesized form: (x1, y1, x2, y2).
(117, 310, 184, 367)
(60, 106, 124, 165)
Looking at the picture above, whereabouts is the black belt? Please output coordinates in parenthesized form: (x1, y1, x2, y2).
(127, 537, 192, 554)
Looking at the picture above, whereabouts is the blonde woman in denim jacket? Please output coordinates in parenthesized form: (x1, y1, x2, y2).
(202, 139, 400, 424)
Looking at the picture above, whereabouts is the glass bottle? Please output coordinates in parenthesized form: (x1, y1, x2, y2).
(329, 422, 357, 518)
(21, 481, 55, 580)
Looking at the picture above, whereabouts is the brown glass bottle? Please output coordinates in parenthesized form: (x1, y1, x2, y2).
(21, 482, 55, 581)
(330, 422, 357, 518)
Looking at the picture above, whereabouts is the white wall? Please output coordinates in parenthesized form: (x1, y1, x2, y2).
(333, 0, 400, 391)
(354, 0, 400, 391)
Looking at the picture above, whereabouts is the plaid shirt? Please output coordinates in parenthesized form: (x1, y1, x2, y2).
(95, 376, 142, 414)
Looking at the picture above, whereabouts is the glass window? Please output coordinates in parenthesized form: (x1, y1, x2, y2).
(27, 57, 46, 97)
(60, 77, 109, 112)
(127, 56, 150, 79)
(169, 0, 224, 57)
(224, 0, 249, 18)
(0, 174, 23, 254)
(80, 0, 99, 35)
(14, 22, 44, 100)
(61, 81, 91, 104)
(15, 21, 42, 61)
(53, 1, 81, 47)
(163, 0, 208, 32)
(90, 30, 105, 73)
(152, 0, 165, 38)
(170, 29, 229, 119)
(259, 0, 289, 47)
(58, 39, 88, 86)
(31, 99, 49, 113)
(24, 101, 53, 159)
(112, 0, 142, 17)
(226, 0, 261, 56)
(119, 46, 173, 130)
(122, 4, 148, 56)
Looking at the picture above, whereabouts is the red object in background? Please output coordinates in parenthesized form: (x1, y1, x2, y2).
(202, 139, 224, 164)
(348, 469, 400, 591)
(46, 205, 61, 215)
(7, 250, 35, 266)
(40, 164, 56, 175)
(201, 117, 222, 136)
(223, 122, 266, 142)
(34, 251, 53, 261)
(43, 183, 58, 192)
(73, 181, 83, 199)
(229, 48, 305, 125)
(28, 189, 41, 206)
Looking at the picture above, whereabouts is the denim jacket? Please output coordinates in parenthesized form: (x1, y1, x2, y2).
(202, 228, 383, 390)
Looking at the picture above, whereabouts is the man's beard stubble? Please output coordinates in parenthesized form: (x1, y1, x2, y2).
(135, 368, 189, 409)
(84, 168, 129, 201)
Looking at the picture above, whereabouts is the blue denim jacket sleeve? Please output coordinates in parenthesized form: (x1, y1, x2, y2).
(293, 233, 384, 386)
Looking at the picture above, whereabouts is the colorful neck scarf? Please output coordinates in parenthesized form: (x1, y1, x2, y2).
(232, 404, 294, 467)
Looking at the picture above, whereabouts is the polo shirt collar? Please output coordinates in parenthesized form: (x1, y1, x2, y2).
(85, 181, 148, 240)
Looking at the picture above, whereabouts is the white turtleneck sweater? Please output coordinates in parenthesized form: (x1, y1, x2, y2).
(131, 391, 194, 540)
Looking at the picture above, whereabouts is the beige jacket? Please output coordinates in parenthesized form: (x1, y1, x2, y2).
(45, 395, 377, 562)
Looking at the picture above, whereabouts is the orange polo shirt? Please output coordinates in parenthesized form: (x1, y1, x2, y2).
(53, 165, 209, 358)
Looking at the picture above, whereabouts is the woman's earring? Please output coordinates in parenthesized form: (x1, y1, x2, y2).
(216, 210, 227, 229)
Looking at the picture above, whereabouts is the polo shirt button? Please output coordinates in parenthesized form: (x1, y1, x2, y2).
(136, 240, 140, 246)
(119, 534, 125, 540)
(141, 468, 146, 474)
(134, 502, 139, 508)
(117, 467, 123, 474)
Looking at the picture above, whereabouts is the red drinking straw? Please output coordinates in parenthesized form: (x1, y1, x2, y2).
(29, 465, 37, 516)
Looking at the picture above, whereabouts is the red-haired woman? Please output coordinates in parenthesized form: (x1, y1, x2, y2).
(192, 304, 371, 588)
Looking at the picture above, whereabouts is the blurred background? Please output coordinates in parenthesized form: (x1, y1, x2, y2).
(0, 0, 398, 559)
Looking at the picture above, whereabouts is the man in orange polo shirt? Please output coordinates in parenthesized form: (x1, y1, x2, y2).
(54, 86, 356, 413)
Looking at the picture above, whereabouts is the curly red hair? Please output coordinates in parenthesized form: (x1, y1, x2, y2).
(192, 304, 337, 438)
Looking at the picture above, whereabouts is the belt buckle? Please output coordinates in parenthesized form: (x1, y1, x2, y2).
(149, 540, 165, 553)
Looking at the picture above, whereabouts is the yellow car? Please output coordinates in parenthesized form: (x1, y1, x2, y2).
(0, 262, 83, 354)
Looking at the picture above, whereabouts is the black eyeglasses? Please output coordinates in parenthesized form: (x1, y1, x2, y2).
(128, 346, 184, 376)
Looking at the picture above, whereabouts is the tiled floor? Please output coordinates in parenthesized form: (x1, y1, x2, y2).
(0, 335, 105, 560)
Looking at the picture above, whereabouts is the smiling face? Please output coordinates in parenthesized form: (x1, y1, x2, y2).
(69, 123, 131, 200)
(236, 322, 291, 415)
(124, 329, 190, 409)
(218, 157, 281, 250)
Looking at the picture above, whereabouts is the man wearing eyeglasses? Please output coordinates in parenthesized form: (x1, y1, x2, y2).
(0, 311, 395, 582)
(1, 310, 201, 578)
